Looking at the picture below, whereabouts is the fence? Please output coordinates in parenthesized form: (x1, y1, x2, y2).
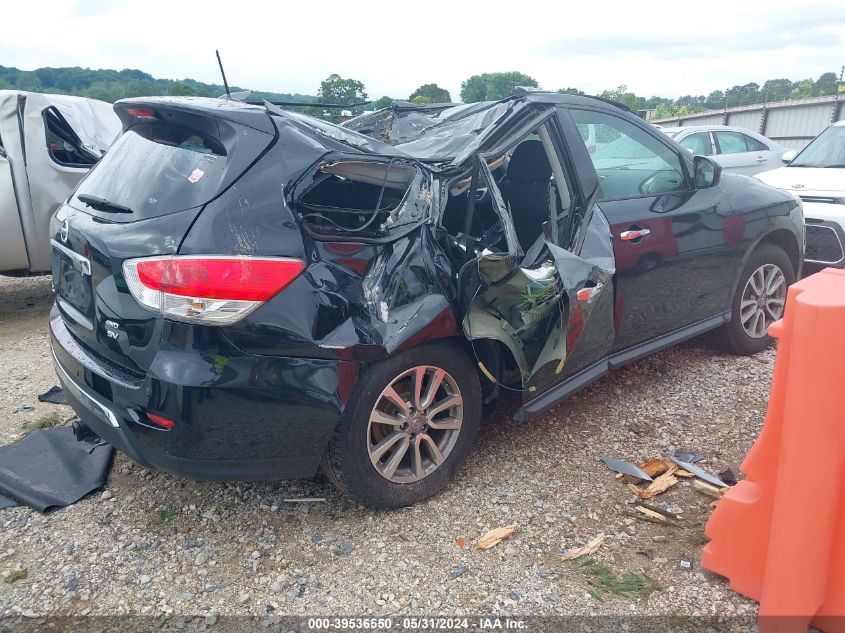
(650, 94, 845, 149)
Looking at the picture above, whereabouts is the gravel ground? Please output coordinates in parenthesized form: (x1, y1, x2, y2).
(0, 273, 771, 620)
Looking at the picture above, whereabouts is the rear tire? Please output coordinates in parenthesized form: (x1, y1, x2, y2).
(321, 341, 481, 509)
(718, 243, 794, 355)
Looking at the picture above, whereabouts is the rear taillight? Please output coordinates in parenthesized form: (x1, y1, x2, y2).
(122, 256, 305, 325)
(126, 107, 156, 120)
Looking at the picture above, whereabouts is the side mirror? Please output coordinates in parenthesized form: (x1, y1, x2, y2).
(694, 155, 721, 188)
(781, 150, 798, 164)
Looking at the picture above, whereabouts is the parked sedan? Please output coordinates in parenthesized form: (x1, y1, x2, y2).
(662, 125, 784, 176)
(756, 121, 845, 269)
(50, 94, 803, 509)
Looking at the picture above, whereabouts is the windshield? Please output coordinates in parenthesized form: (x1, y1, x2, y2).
(790, 125, 845, 168)
(71, 120, 268, 221)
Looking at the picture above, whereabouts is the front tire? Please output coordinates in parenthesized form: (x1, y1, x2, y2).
(321, 341, 481, 509)
(718, 243, 794, 355)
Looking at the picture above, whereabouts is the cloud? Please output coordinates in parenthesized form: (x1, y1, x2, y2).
(1, 0, 843, 101)
(542, 10, 845, 60)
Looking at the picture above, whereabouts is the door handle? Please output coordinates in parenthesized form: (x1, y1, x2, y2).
(755, 156, 767, 162)
(619, 228, 651, 241)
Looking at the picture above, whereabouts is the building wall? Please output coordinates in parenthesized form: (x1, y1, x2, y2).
(652, 95, 842, 149)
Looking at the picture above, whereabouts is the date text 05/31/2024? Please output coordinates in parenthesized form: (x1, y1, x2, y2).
(306, 617, 527, 630)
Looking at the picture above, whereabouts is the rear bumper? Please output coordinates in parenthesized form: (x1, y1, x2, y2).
(50, 305, 356, 480)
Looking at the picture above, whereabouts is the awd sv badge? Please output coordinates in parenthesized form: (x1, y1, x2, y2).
(104, 319, 120, 340)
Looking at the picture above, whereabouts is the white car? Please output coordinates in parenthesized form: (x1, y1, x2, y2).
(662, 125, 784, 176)
(756, 121, 845, 269)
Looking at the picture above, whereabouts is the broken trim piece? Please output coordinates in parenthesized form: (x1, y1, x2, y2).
(321, 160, 416, 190)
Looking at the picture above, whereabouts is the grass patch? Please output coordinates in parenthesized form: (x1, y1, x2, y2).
(4, 569, 28, 584)
(158, 509, 176, 524)
(21, 412, 65, 436)
(574, 557, 660, 601)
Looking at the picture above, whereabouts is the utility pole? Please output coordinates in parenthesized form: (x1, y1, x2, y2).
(831, 65, 844, 125)
(761, 87, 769, 134)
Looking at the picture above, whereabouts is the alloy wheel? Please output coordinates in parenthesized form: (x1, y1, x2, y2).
(367, 365, 463, 483)
(740, 263, 787, 338)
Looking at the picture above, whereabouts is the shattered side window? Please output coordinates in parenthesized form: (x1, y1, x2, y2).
(296, 160, 430, 239)
(43, 106, 99, 167)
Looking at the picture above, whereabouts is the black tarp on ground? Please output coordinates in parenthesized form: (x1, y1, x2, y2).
(0, 426, 113, 512)
(38, 385, 70, 405)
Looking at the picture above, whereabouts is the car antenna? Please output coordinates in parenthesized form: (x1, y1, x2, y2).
(216, 50, 231, 100)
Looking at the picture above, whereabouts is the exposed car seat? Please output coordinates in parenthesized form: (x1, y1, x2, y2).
(498, 140, 552, 251)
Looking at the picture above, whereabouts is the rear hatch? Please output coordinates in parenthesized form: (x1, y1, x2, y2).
(51, 98, 276, 374)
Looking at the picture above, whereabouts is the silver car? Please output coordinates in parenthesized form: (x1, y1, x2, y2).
(662, 125, 784, 176)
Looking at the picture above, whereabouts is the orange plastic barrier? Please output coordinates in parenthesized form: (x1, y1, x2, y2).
(702, 268, 845, 633)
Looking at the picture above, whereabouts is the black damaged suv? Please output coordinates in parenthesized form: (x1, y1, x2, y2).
(50, 94, 803, 508)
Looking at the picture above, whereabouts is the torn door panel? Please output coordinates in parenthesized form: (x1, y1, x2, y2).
(544, 209, 617, 381)
(462, 206, 616, 392)
(463, 255, 567, 385)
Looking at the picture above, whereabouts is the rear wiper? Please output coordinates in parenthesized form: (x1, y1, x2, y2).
(77, 194, 133, 214)
(822, 164, 845, 168)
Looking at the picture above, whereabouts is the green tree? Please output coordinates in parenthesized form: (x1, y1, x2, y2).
(124, 81, 158, 98)
(813, 72, 839, 96)
(460, 72, 538, 103)
(643, 95, 673, 110)
(170, 81, 197, 96)
(761, 78, 792, 102)
(790, 79, 813, 99)
(704, 90, 726, 110)
(675, 94, 706, 111)
(409, 83, 451, 103)
(652, 103, 675, 119)
(317, 73, 367, 105)
(599, 85, 643, 111)
(726, 82, 760, 106)
(372, 95, 394, 109)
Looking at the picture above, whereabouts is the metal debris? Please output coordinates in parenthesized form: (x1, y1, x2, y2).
(718, 468, 739, 486)
(674, 451, 706, 464)
(600, 457, 653, 482)
(673, 458, 729, 488)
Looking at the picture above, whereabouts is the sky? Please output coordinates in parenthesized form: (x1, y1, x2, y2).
(3, 0, 845, 102)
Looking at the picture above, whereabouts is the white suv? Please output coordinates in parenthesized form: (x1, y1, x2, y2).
(756, 121, 845, 269)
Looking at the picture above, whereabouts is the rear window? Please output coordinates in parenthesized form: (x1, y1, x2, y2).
(72, 119, 268, 221)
